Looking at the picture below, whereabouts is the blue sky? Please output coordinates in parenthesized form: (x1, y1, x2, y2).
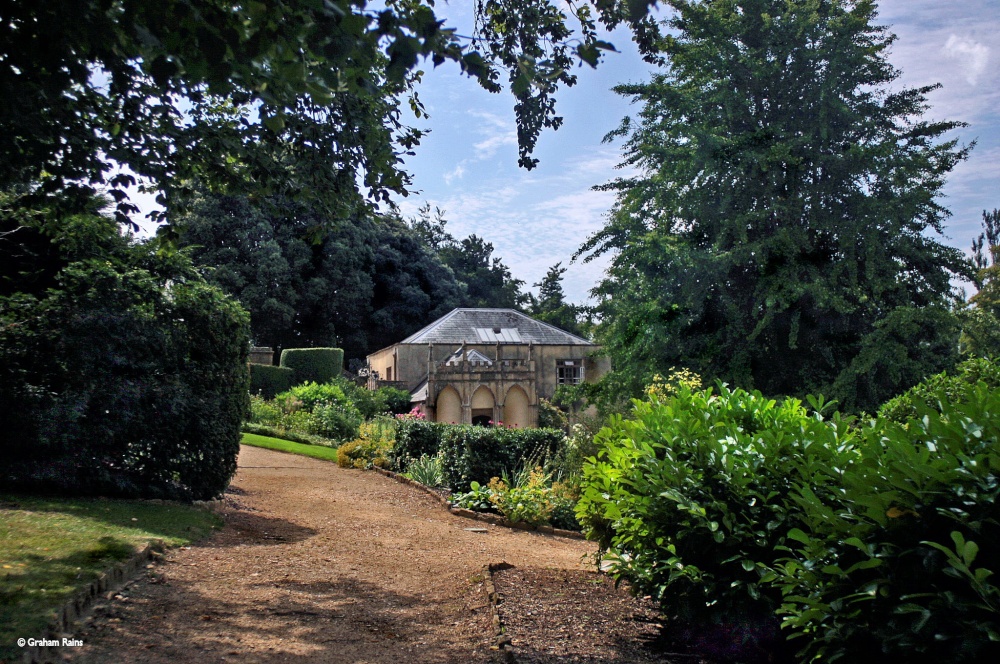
(393, 0, 1000, 304)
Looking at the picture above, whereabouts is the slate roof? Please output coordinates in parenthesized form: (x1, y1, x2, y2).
(398, 308, 593, 346)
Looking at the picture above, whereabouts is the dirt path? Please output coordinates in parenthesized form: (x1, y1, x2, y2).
(71, 445, 597, 663)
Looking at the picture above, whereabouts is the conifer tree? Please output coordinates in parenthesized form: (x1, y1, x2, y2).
(580, 0, 971, 411)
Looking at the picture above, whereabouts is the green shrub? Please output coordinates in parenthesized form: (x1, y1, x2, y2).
(248, 394, 284, 426)
(488, 467, 554, 526)
(878, 356, 1000, 423)
(439, 425, 564, 493)
(451, 481, 498, 512)
(774, 381, 1000, 663)
(309, 402, 362, 441)
(0, 218, 249, 500)
(403, 454, 445, 487)
(378, 386, 413, 415)
(550, 479, 581, 531)
(336, 420, 395, 469)
(391, 419, 451, 471)
(576, 384, 857, 629)
(249, 364, 295, 399)
(279, 347, 343, 385)
(276, 381, 348, 412)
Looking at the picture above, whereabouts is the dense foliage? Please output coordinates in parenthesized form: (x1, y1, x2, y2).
(960, 209, 1000, 357)
(878, 356, 1000, 423)
(249, 364, 296, 400)
(578, 363, 1000, 662)
(581, 0, 971, 413)
(577, 386, 852, 633)
(175, 195, 465, 359)
(1, 1, 649, 233)
(278, 348, 344, 386)
(0, 211, 249, 500)
(439, 425, 565, 492)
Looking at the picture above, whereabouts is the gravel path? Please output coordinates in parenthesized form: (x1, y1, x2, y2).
(70, 445, 597, 663)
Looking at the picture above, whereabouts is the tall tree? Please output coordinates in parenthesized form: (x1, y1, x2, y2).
(580, 0, 972, 412)
(409, 205, 529, 309)
(0, 0, 656, 229)
(526, 263, 586, 336)
(175, 195, 462, 360)
(960, 209, 1000, 357)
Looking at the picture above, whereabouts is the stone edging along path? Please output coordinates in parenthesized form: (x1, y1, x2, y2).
(370, 466, 585, 540)
(19, 541, 165, 664)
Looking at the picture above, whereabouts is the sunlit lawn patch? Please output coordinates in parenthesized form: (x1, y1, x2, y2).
(0, 495, 221, 659)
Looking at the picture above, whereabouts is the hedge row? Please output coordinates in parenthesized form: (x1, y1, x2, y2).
(0, 216, 250, 500)
(279, 347, 343, 385)
(577, 365, 1000, 663)
(249, 364, 296, 399)
(392, 419, 564, 492)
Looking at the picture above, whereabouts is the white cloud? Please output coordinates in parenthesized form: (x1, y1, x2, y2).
(443, 163, 466, 185)
(943, 34, 990, 85)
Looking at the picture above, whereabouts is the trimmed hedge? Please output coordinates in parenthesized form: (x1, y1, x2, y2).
(249, 363, 296, 399)
(0, 220, 250, 500)
(391, 419, 452, 471)
(391, 420, 565, 492)
(280, 347, 343, 385)
(439, 426, 564, 492)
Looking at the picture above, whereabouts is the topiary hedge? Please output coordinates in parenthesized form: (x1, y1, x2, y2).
(439, 425, 565, 492)
(249, 363, 296, 399)
(391, 419, 452, 471)
(0, 214, 250, 500)
(279, 347, 343, 385)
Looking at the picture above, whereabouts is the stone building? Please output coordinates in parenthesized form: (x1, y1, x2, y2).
(366, 308, 609, 428)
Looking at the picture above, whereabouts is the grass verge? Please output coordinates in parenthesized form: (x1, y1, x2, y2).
(241, 432, 341, 462)
(0, 495, 222, 659)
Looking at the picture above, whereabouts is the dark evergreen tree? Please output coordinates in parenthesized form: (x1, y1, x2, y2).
(526, 263, 586, 336)
(960, 209, 1000, 357)
(175, 195, 463, 361)
(580, 0, 972, 412)
(409, 205, 528, 310)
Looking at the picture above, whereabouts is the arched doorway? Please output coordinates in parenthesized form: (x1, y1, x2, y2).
(436, 386, 462, 424)
(503, 386, 530, 429)
(471, 386, 495, 426)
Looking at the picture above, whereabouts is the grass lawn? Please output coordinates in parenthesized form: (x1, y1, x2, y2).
(241, 432, 341, 462)
(0, 495, 222, 659)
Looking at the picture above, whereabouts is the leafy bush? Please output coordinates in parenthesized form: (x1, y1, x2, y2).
(279, 347, 343, 385)
(488, 467, 554, 526)
(391, 419, 451, 471)
(537, 398, 568, 430)
(774, 381, 1000, 663)
(451, 480, 498, 512)
(0, 214, 250, 500)
(309, 402, 362, 441)
(403, 454, 445, 488)
(379, 386, 413, 415)
(576, 384, 856, 630)
(248, 364, 295, 399)
(550, 479, 582, 531)
(878, 356, 1000, 423)
(276, 381, 348, 412)
(248, 394, 284, 427)
(336, 417, 396, 469)
(439, 425, 564, 493)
